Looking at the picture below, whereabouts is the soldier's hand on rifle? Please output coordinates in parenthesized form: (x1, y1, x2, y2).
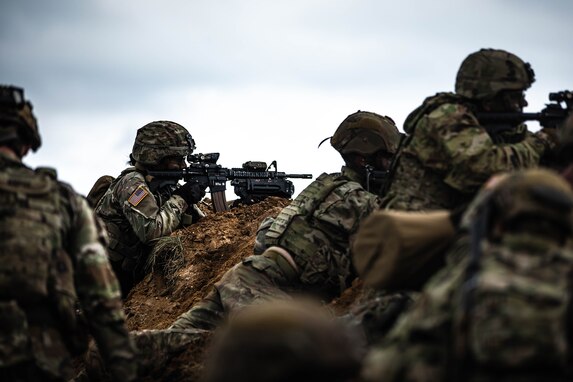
(173, 181, 207, 205)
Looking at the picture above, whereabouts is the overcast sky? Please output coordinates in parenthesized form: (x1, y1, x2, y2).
(1, 0, 572, 201)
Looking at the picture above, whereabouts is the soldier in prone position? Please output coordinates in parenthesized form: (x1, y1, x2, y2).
(0, 85, 136, 381)
(383, 48, 560, 211)
(170, 110, 402, 330)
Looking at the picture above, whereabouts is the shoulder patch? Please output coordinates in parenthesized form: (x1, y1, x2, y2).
(128, 186, 149, 206)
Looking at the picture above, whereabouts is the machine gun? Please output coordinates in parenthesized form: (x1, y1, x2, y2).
(476, 90, 573, 129)
(230, 160, 306, 207)
(147, 153, 312, 212)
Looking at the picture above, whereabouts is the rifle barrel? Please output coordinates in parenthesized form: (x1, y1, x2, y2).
(228, 170, 312, 179)
(475, 112, 542, 123)
(284, 173, 313, 179)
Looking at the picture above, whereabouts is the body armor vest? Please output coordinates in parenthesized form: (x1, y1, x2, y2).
(0, 162, 85, 370)
(95, 168, 143, 265)
(385, 153, 472, 211)
(265, 173, 347, 250)
(0, 165, 64, 302)
(383, 92, 476, 211)
(265, 172, 360, 297)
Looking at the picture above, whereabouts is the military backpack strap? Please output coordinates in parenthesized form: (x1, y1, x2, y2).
(264, 173, 349, 246)
(403, 92, 468, 135)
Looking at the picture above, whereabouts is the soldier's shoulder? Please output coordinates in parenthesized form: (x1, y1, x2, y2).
(117, 167, 144, 182)
(320, 171, 364, 194)
(426, 101, 474, 122)
(405, 92, 468, 133)
(113, 168, 147, 191)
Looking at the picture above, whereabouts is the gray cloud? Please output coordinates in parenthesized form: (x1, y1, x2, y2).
(1, 0, 571, 194)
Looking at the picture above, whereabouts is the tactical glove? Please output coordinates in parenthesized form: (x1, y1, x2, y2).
(173, 182, 206, 205)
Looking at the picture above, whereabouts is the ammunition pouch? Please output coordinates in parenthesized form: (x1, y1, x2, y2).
(106, 222, 142, 272)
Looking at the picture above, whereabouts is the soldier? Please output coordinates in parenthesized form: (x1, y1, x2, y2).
(361, 169, 573, 382)
(201, 299, 363, 382)
(170, 110, 402, 330)
(0, 85, 135, 381)
(94, 121, 207, 297)
(383, 48, 559, 211)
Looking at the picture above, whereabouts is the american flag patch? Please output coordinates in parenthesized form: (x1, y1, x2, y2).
(128, 186, 149, 206)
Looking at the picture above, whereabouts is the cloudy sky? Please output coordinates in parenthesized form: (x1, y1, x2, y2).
(1, 0, 571, 201)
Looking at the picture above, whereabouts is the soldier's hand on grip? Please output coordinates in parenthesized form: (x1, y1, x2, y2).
(173, 181, 206, 205)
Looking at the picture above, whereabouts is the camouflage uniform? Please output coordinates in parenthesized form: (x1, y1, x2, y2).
(0, 86, 135, 382)
(361, 169, 573, 382)
(383, 49, 558, 211)
(95, 121, 202, 296)
(171, 111, 401, 330)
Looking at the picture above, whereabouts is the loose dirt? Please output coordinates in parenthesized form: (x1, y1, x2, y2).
(119, 196, 363, 381)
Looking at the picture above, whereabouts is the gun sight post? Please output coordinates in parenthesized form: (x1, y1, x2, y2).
(188, 152, 220, 164)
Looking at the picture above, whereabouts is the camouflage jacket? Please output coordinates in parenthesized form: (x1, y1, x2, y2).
(0, 152, 135, 381)
(361, 234, 573, 382)
(383, 93, 550, 211)
(95, 167, 191, 267)
(265, 166, 381, 299)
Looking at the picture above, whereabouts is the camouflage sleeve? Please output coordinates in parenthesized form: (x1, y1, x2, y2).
(116, 173, 188, 244)
(408, 103, 546, 192)
(66, 190, 136, 380)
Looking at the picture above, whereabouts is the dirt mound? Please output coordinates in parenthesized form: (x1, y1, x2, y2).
(124, 197, 291, 331)
(119, 196, 364, 381)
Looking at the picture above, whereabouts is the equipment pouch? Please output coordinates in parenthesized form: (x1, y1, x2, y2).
(50, 249, 89, 356)
(0, 300, 30, 367)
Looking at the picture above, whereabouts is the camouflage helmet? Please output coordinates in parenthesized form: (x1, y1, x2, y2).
(455, 48, 535, 100)
(331, 110, 401, 156)
(0, 85, 41, 151)
(131, 120, 195, 165)
(490, 169, 573, 234)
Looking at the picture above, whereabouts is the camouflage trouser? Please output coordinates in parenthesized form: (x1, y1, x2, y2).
(171, 251, 300, 330)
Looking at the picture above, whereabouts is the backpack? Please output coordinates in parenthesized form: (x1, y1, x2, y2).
(0, 165, 88, 370)
(86, 175, 115, 208)
(455, 238, 573, 373)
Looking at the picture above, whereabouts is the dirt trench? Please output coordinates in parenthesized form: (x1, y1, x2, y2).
(120, 197, 363, 381)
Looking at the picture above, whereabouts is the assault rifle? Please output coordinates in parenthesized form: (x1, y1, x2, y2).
(476, 90, 573, 129)
(147, 153, 312, 212)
